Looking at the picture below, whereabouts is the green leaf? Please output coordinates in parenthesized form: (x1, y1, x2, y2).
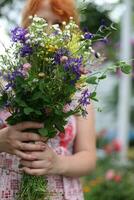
(55, 122, 65, 132)
(0, 98, 5, 108)
(90, 92, 97, 98)
(39, 81, 44, 92)
(38, 128, 48, 137)
(49, 129, 57, 138)
(34, 110, 42, 115)
(91, 97, 99, 102)
(116, 61, 126, 67)
(121, 64, 132, 74)
(90, 92, 98, 102)
(15, 98, 27, 107)
(86, 76, 98, 84)
(98, 75, 107, 80)
(32, 91, 42, 100)
(115, 61, 132, 74)
(24, 107, 34, 115)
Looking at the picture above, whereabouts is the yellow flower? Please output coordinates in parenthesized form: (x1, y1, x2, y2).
(46, 45, 58, 52)
(83, 186, 91, 193)
(89, 177, 103, 187)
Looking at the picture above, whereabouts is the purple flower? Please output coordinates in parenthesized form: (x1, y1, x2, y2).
(52, 30, 60, 36)
(54, 48, 71, 64)
(5, 82, 15, 91)
(79, 89, 90, 106)
(20, 45, 33, 57)
(4, 70, 23, 91)
(11, 27, 28, 43)
(64, 56, 83, 84)
(84, 32, 94, 40)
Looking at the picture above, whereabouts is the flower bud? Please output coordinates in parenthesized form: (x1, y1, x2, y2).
(38, 72, 45, 78)
(60, 56, 68, 63)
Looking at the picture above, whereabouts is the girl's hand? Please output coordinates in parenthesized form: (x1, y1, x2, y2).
(0, 122, 46, 160)
(20, 144, 61, 176)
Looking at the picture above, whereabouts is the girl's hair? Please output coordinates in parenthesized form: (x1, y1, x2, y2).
(22, 0, 79, 28)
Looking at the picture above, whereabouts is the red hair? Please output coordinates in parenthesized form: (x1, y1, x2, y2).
(22, 0, 79, 28)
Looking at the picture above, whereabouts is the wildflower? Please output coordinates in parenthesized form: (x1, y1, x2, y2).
(105, 169, 115, 181)
(114, 175, 122, 183)
(112, 140, 122, 152)
(11, 27, 28, 43)
(60, 56, 68, 63)
(21, 63, 31, 76)
(54, 48, 71, 64)
(64, 56, 83, 84)
(84, 32, 94, 40)
(5, 83, 13, 91)
(4, 70, 23, 82)
(38, 72, 45, 78)
(47, 45, 57, 52)
(4, 70, 23, 90)
(62, 21, 66, 26)
(23, 63, 31, 70)
(83, 186, 91, 193)
(79, 89, 90, 106)
(20, 44, 33, 57)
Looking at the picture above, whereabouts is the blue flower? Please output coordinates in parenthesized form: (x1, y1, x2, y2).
(20, 45, 33, 57)
(79, 89, 90, 106)
(84, 32, 94, 40)
(5, 82, 15, 91)
(52, 30, 60, 36)
(4, 70, 23, 91)
(63, 56, 83, 85)
(54, 48, 71, 64)
(11, 27, 28, 43)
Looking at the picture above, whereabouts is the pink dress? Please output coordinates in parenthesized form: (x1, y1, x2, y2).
(0, 110, 84, 200)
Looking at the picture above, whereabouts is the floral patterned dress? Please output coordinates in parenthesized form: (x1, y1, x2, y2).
(0, 110, 84, 200)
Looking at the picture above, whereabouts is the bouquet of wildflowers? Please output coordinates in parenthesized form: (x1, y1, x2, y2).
(0, 16, 131, 200)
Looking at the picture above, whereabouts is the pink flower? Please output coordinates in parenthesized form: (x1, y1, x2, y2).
(23, 63, 31, 71)
(112, 140, 122, 152)
(60, 56, 68, 63)
(104, 139, 122, 154)
(22, 63, 31, 76)
(63, 104, 71, 113)
(105, 169, 115, 180)
(114, 175, 122, 183)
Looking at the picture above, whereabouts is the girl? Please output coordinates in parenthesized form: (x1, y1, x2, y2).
(0, 0, 96, 199)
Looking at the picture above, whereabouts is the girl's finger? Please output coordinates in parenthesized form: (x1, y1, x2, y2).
(16, 141, 46, 151)
(13, 122, 44, 131)
(22, 167, 46, 176)
(15, 150, 37, 160)
(20, 160, 50, 169)
(19, 132, 43, 142)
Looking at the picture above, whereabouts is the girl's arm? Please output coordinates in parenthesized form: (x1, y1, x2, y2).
(58, 103, 96, 177)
